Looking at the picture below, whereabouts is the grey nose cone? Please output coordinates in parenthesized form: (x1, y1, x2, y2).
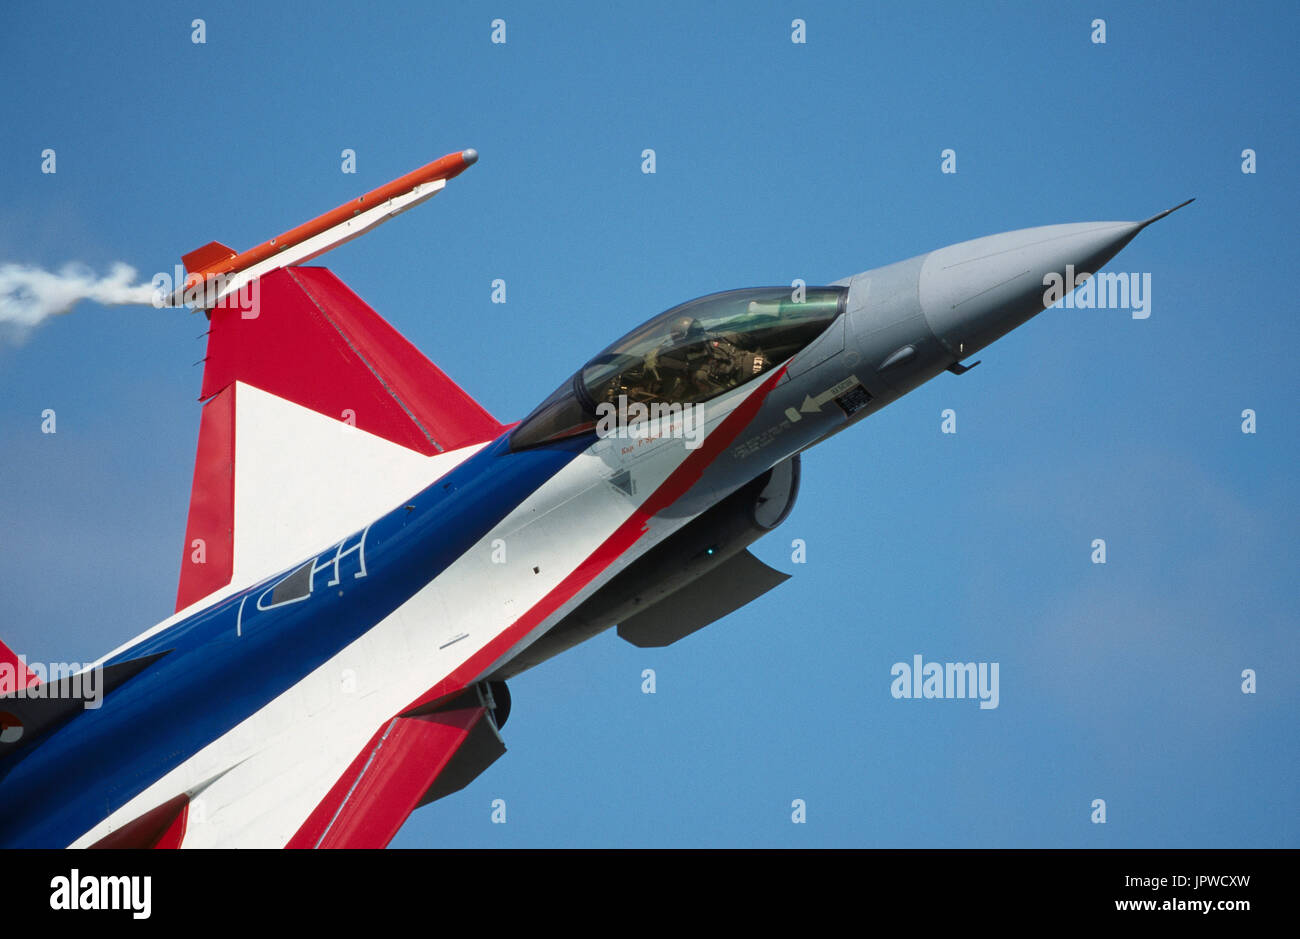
(919, 200, 1192, 357)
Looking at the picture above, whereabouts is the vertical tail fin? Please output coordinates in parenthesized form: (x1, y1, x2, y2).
(174, 266, 505, 613)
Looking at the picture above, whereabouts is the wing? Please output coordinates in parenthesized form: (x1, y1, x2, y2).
(287, 684, 509, 848)
(83, 684, 510, 850)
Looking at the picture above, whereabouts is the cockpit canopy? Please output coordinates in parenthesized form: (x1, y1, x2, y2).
(511, 286, 847, 449)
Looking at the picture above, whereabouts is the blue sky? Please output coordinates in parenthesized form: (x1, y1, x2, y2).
(0, 1, 1295, 847)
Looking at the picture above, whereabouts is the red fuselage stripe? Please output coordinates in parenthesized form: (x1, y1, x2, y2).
(288, 366, 785, 847)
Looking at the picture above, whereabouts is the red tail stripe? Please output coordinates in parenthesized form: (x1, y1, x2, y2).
(175, 386, 235, 612)
(199, 267, 501, 454)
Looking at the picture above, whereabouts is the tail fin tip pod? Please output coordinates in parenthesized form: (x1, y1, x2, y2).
(175, 149, 478, 309)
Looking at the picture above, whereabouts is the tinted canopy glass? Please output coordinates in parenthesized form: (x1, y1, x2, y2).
(511, 286, 846, 449)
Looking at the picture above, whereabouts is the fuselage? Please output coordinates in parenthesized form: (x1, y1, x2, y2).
(0, 209, 1175, 847)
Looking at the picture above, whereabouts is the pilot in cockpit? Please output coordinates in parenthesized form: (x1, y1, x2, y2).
(650, 315, 763, 400)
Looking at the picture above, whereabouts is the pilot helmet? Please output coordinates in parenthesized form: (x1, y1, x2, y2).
(669, 316, 705, 342)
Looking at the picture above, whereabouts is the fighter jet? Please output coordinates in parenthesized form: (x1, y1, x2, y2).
(0, 151, 1189, 847)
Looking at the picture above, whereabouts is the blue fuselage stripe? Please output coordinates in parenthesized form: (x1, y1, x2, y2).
(0, 433, 588, 847)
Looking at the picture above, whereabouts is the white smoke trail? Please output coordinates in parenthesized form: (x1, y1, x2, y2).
(0, 262, 159, 333)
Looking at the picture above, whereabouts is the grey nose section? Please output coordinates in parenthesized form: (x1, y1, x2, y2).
(920, 221, 1139, 356)
(918, 200, 1192, 357)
